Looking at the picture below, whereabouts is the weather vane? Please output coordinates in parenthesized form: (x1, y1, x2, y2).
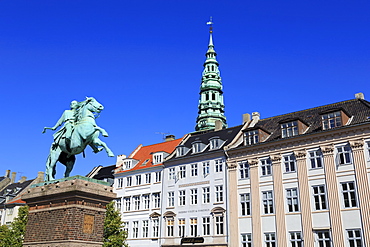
(206, 16, 213, 33)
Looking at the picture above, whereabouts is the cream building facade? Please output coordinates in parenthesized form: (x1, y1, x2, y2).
(225, 93, 370, 247)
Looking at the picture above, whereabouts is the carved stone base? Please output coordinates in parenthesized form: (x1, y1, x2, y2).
(22, 176, 116, 247)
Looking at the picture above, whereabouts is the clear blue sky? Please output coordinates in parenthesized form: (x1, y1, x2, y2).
(1, 1, 369, 181)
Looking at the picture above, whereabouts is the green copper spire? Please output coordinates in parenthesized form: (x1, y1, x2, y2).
(195, 18, 227, 131)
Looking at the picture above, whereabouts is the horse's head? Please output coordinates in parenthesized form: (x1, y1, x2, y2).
(85, 97, 104, 113)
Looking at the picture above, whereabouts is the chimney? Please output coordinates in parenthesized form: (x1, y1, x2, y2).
(11, 172, 16, 183)
(19, 176, 27, 183)
(5, 170, 10, 178)
(165, 135, 175, 142)
(36, 171, 44, 183)
(215, 120, 223, 131)
(242, 113, 251, 124)
(249, 112, 260, 128)
(355, 92, 365, 100)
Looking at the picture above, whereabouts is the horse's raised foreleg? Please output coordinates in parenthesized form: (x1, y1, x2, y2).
(92, 138, 114, 157)
(95, 126, 109, 137)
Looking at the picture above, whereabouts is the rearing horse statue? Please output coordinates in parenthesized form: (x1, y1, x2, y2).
(43, 97, 114, 181)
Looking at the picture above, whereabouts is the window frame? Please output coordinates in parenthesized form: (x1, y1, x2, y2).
(215, 185, 224, 203)
(240, 193, 251, 216)
(264, 232, 276, 247)
(312, 185, 327, 210)
(308, 148, 323, 169)
(241, 233, 252, 247)
(262, 191, 274, 214)
(281, 121, 298, 138)
(202, 187, 210, 204)
(168, 191, 175, 207)
(322, 111, 342, 130)
(341, 181, 358, 208)
(191, 164, 198, 176)
(261, 158, 272, 176)
(346, 229, 363, 247)
(283, 154, 297, 173)
(289, 231, 303, 246)
(245, 129, 259, 145)
(286, 188, 300, 213)
(202, 217, 210, 236)
(336, 144, 353, 166)
(239, 161, 250, 179)
(315, 230, 332, 247)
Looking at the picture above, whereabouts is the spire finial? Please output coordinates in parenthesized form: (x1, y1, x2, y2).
(206, 16, 213, 33)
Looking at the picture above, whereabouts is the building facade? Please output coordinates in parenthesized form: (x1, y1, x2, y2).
(161, 125, 242, 247)
(113, 136, 182, 247)
(225, 93, 370, 247)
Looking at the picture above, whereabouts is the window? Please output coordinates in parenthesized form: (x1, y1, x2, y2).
(152, 218, 159, 238)
(202, 217, 210, 235)
(215, 216, 224, 235)
(169, 168, 175, 180)
(179, 166, 186, 179)
(347, 229, 362, 247)
(203, 162, 210, 176)
(313, 185, 327, 210)
(240, 193, 251, 216)
(245, 130, 259, 145)
(124, 160, 132, 169)
(262, 191, 274, 214)
(241, 233, 252, 247)
(153, 153, 163, 164)
(265, 233, 276, 247)
(143, 194, 150, 209)
(315, 230, 331, 247)
(155, 171, 161, 182)
(215, 159, 223, 172)
(145, 173, 151, 184)
(367, 141, 370, 158)
(123, 222, 129, 237)
(190, 189, 198, 205)
(309, 149, 323, 169)
(179, 190, 186, 206)
(286, 188, 300, 212)
(192, 142, 202, 153)
(117, 178, 123, 188)
(168, 191, 174, 207)
(115, 198, 122, 211)
(136, 175, 141, 185)
(133, 196, 140, 210)
(124, 197, 131, 211)
(284, 154, 296, 173)
(203, 187, 210, 203)
(337, 144, 352, 165)
(290, 232, 302, 247)
(322, 111, 342, 130)
(133, 221, 139, 238)
(341, 182, 358, 208)
(215, 185, 223, 202)
(261, 158, 272, 176)
(142, 220, 149, 238)
(153, 193, 160, 208)
(179, 219, 185, 237)
(210, 138, 221, 150)
(281, 121, 298, 138)
(239, 161, 250, 179)
(177, 146, 187, 156)
(127, 176, 132, 186)
(190, 218, 198, 237)
(191, 164, 198, 176)
(167, 219, 174, 237)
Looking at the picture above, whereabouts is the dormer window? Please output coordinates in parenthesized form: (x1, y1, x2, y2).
(124, 160, 132, 169)
(244, 128, 270, 145)
(192, 141, 205, 153)
(176, 145, 188, 157)
(281, 121, 298, 138)
(153, 153, 163, 164)
(321, 110, 349, 130)
(280, 119, 308, 138)
(209, 137, 223, 150)
(245, 130, 259, 145)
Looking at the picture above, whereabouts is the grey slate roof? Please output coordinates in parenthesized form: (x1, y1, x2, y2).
(0, 179, 34, 206)
(241, 98, 370, 146)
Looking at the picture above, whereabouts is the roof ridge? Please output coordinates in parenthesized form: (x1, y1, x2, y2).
(259, 98, 358, 122)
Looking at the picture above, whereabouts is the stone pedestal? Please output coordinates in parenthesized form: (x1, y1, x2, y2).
(22, 176, 116, 247)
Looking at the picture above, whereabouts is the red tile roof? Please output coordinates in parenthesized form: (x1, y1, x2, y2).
(116, 138, 183, 173)
(5, 198, 25, 205)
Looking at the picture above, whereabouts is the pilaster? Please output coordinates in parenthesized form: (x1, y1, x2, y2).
(350, 140, 370, 247)
(249, 159, 262, 246)
(294, 150, 314, 247)
(321, 145, 345, 247)
(226, 161, 239, 247)
(270, 155, 287, 247)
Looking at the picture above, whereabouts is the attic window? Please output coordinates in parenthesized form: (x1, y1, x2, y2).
(124, 160, 132, 169)
(281, 121, 298, 138)
(176, 146, 187, 157)
(210, 137, 222, 150)
(192, 142, 202, 153)
(153, 154, 163, 164)
(244, 128, 270, 145)
(321, 111, 348, 130)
